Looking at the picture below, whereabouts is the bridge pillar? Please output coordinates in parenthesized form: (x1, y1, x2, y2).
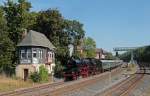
(115, 51, 119, 57)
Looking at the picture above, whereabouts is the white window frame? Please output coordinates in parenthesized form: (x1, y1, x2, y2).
(48, 51, 51, 59)
(33, 50, 37, 58)
(21, 49, 26, 59)
(39, 50, 43, 59)
(52, 52, 55, 59)
(27, 49, 31, 59)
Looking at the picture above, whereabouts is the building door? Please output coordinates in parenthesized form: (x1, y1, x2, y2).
(24, 69, 29, 81)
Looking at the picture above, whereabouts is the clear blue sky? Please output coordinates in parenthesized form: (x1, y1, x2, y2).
(1, 0, 150, 52)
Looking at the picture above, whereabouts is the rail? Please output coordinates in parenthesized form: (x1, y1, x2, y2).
(95, 68, 145, 96)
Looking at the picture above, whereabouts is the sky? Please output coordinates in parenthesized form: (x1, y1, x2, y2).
(1, 0, 150, 52)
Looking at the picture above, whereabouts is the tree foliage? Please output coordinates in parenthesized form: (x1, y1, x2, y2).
(54, 61, 64, 78)
(0, 0, 32, 75)
(64, 19, 85, 58)
(3, 0, 31, 45)
(33, 9, 85, 64)
(0, 1, 86, 76)
(105, 52, 115, 60)
(120, 46, 150, 62)
(0, 7, 15, 75)
(82, 37, 96, 58)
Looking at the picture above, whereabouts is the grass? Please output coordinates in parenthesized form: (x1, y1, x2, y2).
(0, 75, 52, 93)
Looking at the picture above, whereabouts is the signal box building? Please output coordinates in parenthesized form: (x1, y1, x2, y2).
(16, 30, 55, 80)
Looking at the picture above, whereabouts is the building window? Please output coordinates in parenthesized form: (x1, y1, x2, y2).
(33, 50, 37, 58)
(50, 53, 52, 58)
(53, 53, 54, 58)
(27, 49, 31, 59)
(52, 53, 53, 58)
(48, 52, 51, 58)
(52, 53, 54, 59)
(21, 50, 26, 59)
(39, 50, 43, 59)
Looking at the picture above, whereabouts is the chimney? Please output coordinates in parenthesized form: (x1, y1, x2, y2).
(22, 29, 27, 39)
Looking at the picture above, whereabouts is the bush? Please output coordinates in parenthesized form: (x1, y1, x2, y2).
(30, 72, 40, 82)
(30, 65, 49, 83)
(39, 65, 49, 82)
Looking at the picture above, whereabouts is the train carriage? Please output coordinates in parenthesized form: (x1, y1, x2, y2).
(101, 60, 123, 71)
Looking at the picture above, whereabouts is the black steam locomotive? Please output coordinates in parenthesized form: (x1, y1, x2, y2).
(63, 58, 123, 81)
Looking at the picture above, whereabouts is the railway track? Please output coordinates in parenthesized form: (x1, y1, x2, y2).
(43, 67, 123, 96)
(95, 69, 145, 96)
(0, 67, 122, 96)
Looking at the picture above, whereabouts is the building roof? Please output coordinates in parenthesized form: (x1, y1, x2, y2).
(17, 30, 55, 50)
(96, 48, 103, 53)
(96, 48, 108, 54)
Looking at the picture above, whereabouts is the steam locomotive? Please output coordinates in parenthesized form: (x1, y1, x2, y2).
(63, 58, 123, 81)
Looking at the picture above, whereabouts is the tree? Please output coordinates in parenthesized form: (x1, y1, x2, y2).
(3, 0, 31, 45)
(27, 12, 39, 30)
(33, 9, 85, 63)
(2, 0, 32, 75)
(64, 20, 85, 46)
(82, 37, 96, 58)
(33, 9, 63, 47)
(120, 46, 150, 63)
(54, 61, 64, 78)
(33, 9, 69, 68)
(1, 1, 86, 76)
(0, 7, 15, 75)
(105, 52, 115, 60)
(64, 20, 85, 57)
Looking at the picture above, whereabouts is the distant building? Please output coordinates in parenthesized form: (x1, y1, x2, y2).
(95, 48, 108, 59)
(16, 30, 55, 80)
